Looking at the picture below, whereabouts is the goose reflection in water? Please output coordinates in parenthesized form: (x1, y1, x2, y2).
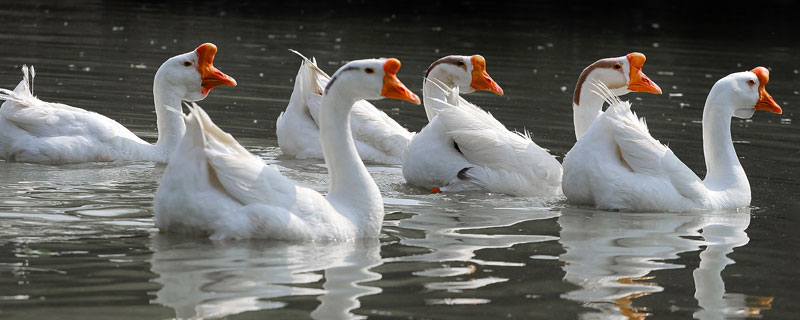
(391, 200, 559, 292)
(148, 235, 381, 319)
(558, 208, 772, 319)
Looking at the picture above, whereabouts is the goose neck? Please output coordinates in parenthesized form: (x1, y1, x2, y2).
(319, 89, 383, 225)
(701, 98, 747, 191)
(572, 90, 605, 140)
(152, 82, 187, 155)
(422, 72, 457, 121)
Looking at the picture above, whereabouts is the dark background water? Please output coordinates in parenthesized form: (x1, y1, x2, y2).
(0, 1, 798, 319)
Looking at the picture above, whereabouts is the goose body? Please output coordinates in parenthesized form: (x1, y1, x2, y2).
(562, 67, 781, 211)
(154, 58, 420, 240)
(402, 55, 562, 196)
(276, 51, 413, 164)
(404, 81, 563, 196)
(402, 53, 660, 196)
(0, 43, 236, 164)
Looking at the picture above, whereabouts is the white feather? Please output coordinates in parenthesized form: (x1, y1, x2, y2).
(277, 50, 414, 165)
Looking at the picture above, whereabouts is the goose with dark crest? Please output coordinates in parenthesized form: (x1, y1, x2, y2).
(402, 53, 660, 196)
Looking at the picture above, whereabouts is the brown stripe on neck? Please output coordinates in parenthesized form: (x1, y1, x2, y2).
(425, 56, 467, 78)
(573, 57, 619, 106)
(324, 65, 359, 94)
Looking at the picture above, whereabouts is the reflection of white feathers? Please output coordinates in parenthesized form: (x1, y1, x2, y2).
(394, 202, 558, 292)
(150, 236, 381, 320)
(403, 81, 562, 196)
(277, 50, 413, 164)
(558, 208, 756, 319)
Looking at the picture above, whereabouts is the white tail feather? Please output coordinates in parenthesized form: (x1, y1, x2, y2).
(288, 49, 330, 79)
(0, 65, 37, 106)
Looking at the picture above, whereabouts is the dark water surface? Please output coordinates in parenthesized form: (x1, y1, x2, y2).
(0, 1, 798, 319)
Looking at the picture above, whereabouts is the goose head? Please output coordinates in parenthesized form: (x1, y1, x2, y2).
(425, 55, 503, 95)
(712, 67, 781, 119)
(154, 43, 237, 102)
(324, 58, 421, 104)
(574, 52, 662, 106)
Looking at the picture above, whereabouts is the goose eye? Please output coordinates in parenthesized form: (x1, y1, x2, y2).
(456, 61, 465, 66)
(183, 61, 192, 67)
(613, 64, 622, 70)
(365, 67, 374, 74)
(747, 79, 756, 86)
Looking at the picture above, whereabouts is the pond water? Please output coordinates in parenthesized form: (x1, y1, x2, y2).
(0, 1, 798, 319)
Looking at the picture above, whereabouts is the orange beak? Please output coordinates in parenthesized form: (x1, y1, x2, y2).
(470, 55, 504, 95)
(381, 58, 421, 104)
(626, 52, 662, 94)
(751, 66, 782, 114)
(195, 43, 237, 95)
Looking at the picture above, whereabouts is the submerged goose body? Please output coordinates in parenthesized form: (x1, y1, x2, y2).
(154, 58, 420, 240)
(277, 51, 413, 165)
(562, 67, 782, 211)
(0, 44, 236, 164)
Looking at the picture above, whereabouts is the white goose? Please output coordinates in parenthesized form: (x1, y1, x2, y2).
(571, 53, 662, 140)
(154, 58, 421, 240)
(0, 43, 236, 164)
(562, 67, 782, 211)
(402, 53, 660, 196)
(276, 51, 414, 165)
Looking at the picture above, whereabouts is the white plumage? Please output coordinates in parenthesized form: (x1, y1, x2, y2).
(404, 80, 562, 196)
(155, 58, 420, 240)
(562, 67, 781, 211)
(277, 51, 414, 165)
(0, 43, 236, 164)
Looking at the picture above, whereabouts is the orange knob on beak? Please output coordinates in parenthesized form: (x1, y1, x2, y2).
(381, 58, 421, 104)
(470, 55, 504, 95)
(751, 66, 781, 114)
(195, 43, 237, 95)
(626, 52, 662, 95)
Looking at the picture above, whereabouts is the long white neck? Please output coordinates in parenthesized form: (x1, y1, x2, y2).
(149, 80, 187, 161)
(422, 68, 459, 122)
(573, 74, 632, 140)
(572, 91, 605, 141)
(319, 89, 383, 231)
(701, 95, 749, 194)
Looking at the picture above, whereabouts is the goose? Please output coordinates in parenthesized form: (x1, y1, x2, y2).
(401, 53, 660, 196)
(572, 52, 662, 140)
(561, 67, 782, 211)
(0, 43, 236, 164)
(276, 51, 414, 165)
(154, 58, 421, 240)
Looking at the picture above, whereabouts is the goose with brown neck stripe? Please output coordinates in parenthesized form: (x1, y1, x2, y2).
(561, 67, 782, 211)
(572, 52, 662, 141)
(403, 54, 564, 196)
(154, 58, 420, 240)
(403, 53, 661, 196)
